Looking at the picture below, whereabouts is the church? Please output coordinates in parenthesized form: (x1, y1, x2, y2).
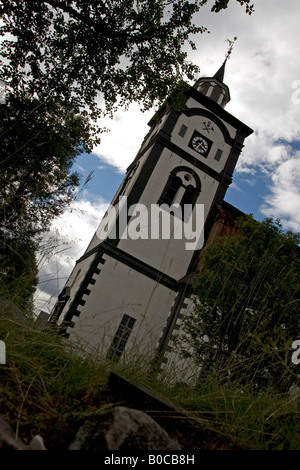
(49, 60, 253, 376)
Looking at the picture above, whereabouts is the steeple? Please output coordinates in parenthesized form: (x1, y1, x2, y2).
(213, 58, 227, 83)
(193, 60, 231, 108)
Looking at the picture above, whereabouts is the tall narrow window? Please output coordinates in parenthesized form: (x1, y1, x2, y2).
(180, 185, 198, 222)
(107, 314, 136, 361)
(180, 185, 197, 209)
(214, 149, 223, 162)
(163, 176, 181, 206)
(178, 124, 188, 137)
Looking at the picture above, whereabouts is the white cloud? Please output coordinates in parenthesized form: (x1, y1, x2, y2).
(260, 153, 300, 232)
(93, 104, 153, 173)
(230, 181, 244, 193)
(34, 197, 108, 314)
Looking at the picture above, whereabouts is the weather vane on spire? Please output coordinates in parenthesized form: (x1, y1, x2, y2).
(225, 36, 238, 60)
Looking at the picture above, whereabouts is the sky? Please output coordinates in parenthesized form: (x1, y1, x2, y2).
(34, 0, 300, 314)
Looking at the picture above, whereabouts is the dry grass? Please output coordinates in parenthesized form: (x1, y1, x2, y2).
(0, 312, 300, 450)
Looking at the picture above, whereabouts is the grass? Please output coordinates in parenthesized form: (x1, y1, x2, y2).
(0, 314, 112, 449)
(0, 311, 300, 450)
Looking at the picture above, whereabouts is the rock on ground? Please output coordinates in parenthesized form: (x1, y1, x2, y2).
(0, 416, 46, 450)
(69, 406, 181, 450)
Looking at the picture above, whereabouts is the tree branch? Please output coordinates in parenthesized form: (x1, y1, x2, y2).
(43, 0, 116, 38)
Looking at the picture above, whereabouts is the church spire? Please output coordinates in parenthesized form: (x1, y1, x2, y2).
(213, 58, 227, 83)
(193, 38, 237, 108)
(193, 59, 230, 108)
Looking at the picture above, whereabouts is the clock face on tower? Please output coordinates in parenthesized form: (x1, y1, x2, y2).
(188, 131, 212, 158)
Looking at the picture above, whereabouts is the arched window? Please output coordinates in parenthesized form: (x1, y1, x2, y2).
(158, 167, 201, 221)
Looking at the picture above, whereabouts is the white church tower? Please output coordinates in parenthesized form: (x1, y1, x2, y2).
(49, 60, 253, 365)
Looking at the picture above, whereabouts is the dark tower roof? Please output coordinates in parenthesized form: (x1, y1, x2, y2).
(213, 59, 227, 83)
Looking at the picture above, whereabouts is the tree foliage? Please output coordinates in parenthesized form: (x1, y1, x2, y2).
(0, 238, 38, 310)
(180, 215, 300, 389)
(0, 95, 94, 307)
(0, 0, 254, 120)
(0, 95, 94, 242)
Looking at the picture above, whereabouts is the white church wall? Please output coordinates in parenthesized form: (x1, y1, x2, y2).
(57, 252, 96, 325)
(83, 153, 150, 254)
(65, 253, 178, 360)
(186, 97, 238, 139)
